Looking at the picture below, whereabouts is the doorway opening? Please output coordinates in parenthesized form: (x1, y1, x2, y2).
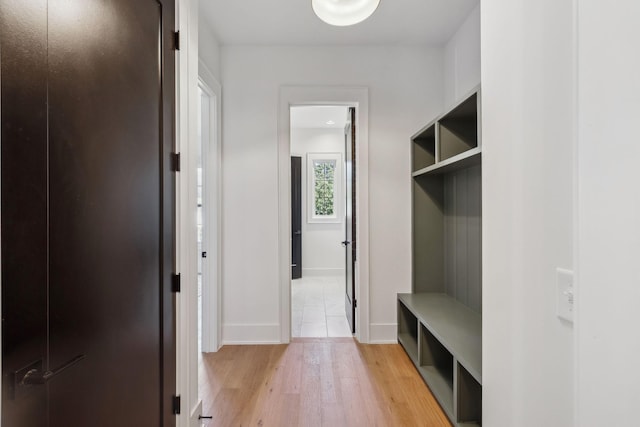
(278, 86, 370, 343)
(289, 106, 355, 338)
(197, 71, 222, 354)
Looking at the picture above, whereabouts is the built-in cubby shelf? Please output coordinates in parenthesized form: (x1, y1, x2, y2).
(412, 121, 437, 171)
(411, 88, 481, 175)
(397, 301, 419, 364)
(419, 322, 454, 420)
(398, 294, 482, 426)
(438, 92, 479, 162)
(401, 85, 482, 426)
(399, 293, 481, 383)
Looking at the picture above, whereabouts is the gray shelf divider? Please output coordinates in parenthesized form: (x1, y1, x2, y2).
(412, 147, 481, 177)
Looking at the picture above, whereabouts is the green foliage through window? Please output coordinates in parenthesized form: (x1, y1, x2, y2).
(314, 160, 335, 216)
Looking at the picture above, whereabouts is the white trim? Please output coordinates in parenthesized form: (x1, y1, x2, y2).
(176, 0, 199, 426)
(222, 324, 282, 345)
(278, 86, 370, 344)
(198, 60, 223, 353)
(369, 323, 398, 344)
(307, 152, 343, 223)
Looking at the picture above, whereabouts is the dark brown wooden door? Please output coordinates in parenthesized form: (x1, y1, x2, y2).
(344, 107, 356, 333)
(291, 156, 302, 280)
(1, 0, 176, 425)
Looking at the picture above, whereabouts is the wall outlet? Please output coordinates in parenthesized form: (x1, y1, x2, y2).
(556, 268, 574, 323)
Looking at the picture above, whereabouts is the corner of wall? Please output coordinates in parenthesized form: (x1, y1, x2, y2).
(443, 3, 481, 107)
(198, 15, 222, 82)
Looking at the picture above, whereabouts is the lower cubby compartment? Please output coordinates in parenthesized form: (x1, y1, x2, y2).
(457, 363, 482, 425)
(397, 301, 418, 362)
(397, 293, 482, 425)
(419, 323, 454, 420)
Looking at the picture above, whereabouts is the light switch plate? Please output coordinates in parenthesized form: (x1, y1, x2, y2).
(556, 268, 574, 323)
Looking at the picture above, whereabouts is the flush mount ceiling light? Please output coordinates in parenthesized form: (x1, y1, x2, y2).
(312, 0, 381, 27)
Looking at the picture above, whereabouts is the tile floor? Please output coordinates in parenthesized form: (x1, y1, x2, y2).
(291, 275, 353, 338)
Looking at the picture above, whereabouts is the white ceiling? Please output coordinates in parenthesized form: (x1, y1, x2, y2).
(290, 106, 349, 129)
(199, 0, 479, 46)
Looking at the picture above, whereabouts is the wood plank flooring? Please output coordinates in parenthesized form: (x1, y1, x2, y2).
(199, 338, 451, 427)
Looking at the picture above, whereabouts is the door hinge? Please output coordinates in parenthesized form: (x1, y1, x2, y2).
(354, 299, 357, 308)
(172, 395, 181, 415)
(171, 152, 180, 172)
(171, 274, 181, 293)
(173, 31, 180, 51)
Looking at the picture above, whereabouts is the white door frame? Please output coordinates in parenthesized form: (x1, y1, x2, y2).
(198, 61, 222, 353)
(176, 0, 201, 424)
(277, 86, 371, 343)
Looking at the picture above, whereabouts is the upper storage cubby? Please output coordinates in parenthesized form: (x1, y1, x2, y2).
(438, 92, 479, 161)
(412, 87, 481, 177)
(411, 122, 436, 172)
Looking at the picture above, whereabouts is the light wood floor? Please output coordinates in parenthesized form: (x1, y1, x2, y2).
(199, 338, 451, 427)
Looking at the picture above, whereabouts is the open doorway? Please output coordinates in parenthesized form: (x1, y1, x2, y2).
(278, 86, 370, 344)
(197, 70, 222, 354)
(290, 106, 354, 338)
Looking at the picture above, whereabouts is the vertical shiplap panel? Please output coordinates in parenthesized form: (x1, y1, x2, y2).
(454, 169, 469, 306)
(467, 165, 482, 312)
(413, 177, 445, 293)
(443, 165, 482, 313)
(444, 174, 456, 297)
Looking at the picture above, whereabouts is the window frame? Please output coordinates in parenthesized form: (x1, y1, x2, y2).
(307, 152, 343, 224)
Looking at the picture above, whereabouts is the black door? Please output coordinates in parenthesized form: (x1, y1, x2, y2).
(1, 0, 176, 425)
(344, 107, 356, 333)
(291, 156, 302, 280)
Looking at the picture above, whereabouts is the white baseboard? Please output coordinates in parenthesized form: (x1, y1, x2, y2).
(222, 323, 281, 345)
(369, 323, 398, 344)
(301, 268, 345, 277)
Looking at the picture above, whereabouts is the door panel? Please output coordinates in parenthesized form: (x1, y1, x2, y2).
(47, 1, 163, 425)
(0, 1, 48, 425)
(291, 157, 302, 280)
(344, 108, 356, 333)
(1, 0, 176, 425)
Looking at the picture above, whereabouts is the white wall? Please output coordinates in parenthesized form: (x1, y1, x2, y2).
(482, 0, 575, 426)
(198, 8, 222, 82)
(291, 127, 346, 276)
(576, 0, 640, 425)
(221, 45, 443, 343)
(443, 4, 480, 107)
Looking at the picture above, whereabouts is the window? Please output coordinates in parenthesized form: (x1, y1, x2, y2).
(307, 153, 342, 223)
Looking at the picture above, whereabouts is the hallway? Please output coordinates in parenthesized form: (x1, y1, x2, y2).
(291, 276, 352, 338)
(198, 338, 451, 426)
